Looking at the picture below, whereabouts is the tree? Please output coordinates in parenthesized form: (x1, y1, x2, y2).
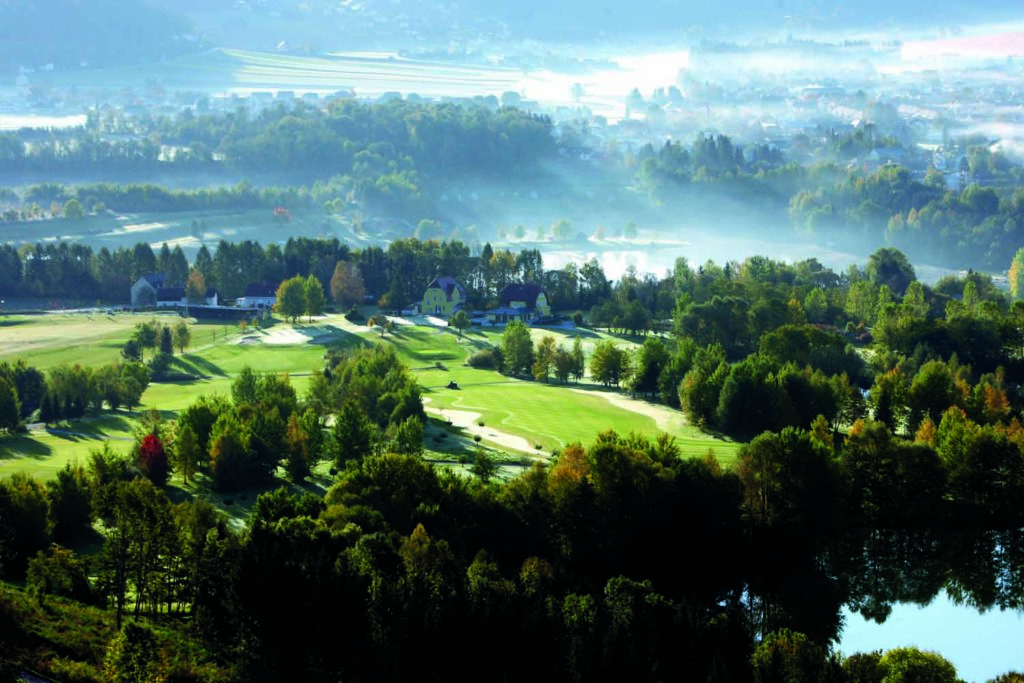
(159, 325, 173, 355)
(138, 433, 170, 487)
(275, 275, 305, 323)
(630, 337, 669, 398)
(45, 463, 93, 542)
(368, 315, 392, 337)
(571, 336, 586, 382)
(172, 319, 191, 354)
(284, 411, 312, 482)
(552, 218, 573, 241)
(0, 376, 20, 433)
(304, 274, 326, 322)
(590, 340, 631, 387)
(471, 448, 498, 482)
(104, 621, 164, 683)
(450, 309, 471, 338)
(121, 339, 142, 363)
(532, 335, 557, 382)
(554, 346, 574, 384)
(751, 629, 828, 683)
(870, 368, 910, 433)
(866, 247, 916, 296)
(62, 197, 84, 219)
(331, 400, 376, 466)
(501, 320, 533, 377)
(877, 647, 958, 683)
(133, 321, 159, 361)
(97, 478, 176, 627)
(184, 269, 206, 303)
(172, 422, 201, 485)
(1010, 248, 1024, 300)
(330, 259, 366, 308)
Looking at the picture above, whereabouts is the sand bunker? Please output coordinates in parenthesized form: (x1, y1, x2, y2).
(423, 398, 538, 455)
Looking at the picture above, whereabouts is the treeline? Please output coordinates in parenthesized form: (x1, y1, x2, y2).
(0, 358, 150, 430)
(0, 235, 600, 308)
(0, 100, 555, 211)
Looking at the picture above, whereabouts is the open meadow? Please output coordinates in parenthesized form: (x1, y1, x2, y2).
(1, 311, 743, 497)
(1, 208, 363, 265)
(40, 48, 523, 99)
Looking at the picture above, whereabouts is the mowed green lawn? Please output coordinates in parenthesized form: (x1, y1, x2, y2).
(387, 322, 742, 463)
(0, 415, 136, 480)
(1, 314, 743, 483)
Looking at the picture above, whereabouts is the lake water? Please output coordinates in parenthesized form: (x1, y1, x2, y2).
(541, 232, 960, 284)
(841, 591, 1024, 682)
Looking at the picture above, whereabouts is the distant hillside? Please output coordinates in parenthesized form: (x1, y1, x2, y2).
(178, 0, 1020, 50)
(460, 0, 1019, 39)
(0, 0, 203, 73)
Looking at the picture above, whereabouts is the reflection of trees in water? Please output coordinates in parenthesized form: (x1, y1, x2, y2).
(801, 527, 1024, 636)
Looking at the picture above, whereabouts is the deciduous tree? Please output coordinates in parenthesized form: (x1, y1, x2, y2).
(501, 320, 533, 377)
(330, 259, 366, 308)
(172, 319, 191, 353)
(450, 309, 471, 337)
(275, 275, 305, 323)
(304, 274, 325, 322)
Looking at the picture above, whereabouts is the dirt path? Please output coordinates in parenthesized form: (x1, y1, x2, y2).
(423, 398, 540, 455)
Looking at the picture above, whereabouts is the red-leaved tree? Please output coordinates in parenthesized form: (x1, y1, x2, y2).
(139, 433, 170, 487)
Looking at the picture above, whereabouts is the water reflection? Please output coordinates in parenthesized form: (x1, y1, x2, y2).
(754, 528, 1024, 679)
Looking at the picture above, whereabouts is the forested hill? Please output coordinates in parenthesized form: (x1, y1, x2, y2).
(0, 0, 201, 73)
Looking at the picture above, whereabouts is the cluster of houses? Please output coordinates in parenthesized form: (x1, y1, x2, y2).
(131, 272, 552, 325)
(420, 277, 552, 325)
(130, 275, 278, 320)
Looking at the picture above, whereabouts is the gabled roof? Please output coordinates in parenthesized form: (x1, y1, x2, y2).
(244, 282, 278, 298)
(157, 287, 218, 301)
(499, 283, 545, 309)
(425, 276, 467, 302)
(139, 273, 165, 287)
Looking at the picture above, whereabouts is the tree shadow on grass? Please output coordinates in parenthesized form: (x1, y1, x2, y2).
(177, 353, 225, 377)
(0, 434, 53, 459)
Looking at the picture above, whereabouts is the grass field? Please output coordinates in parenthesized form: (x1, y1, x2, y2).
(1, 312, 744, 489)
(0, 209, 360, 265)
(41, 48, 523, 100)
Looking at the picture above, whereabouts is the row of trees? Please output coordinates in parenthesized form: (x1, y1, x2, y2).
(0, 358, 151, 431)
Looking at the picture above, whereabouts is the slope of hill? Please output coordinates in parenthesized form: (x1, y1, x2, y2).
(0, 0, 203, 73)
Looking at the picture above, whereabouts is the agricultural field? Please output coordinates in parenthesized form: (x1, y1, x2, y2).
(41, 48, 524, 100)
(0, 311, 742, 496)
(2, 208, 362, 265)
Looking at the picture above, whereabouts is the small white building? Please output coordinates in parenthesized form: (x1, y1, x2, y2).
(237, 282, 277, 309)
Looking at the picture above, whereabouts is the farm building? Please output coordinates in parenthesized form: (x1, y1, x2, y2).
(130, 273, 166, 308)
(156, 287, 219, 308)
(237, 282, 278, 309)
(421, 276, 467, 316)
(486, 283, 551, 324)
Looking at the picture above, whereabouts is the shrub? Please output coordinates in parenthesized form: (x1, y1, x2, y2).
(138, 433, 170, 487)
(467, 346, 502, 370)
